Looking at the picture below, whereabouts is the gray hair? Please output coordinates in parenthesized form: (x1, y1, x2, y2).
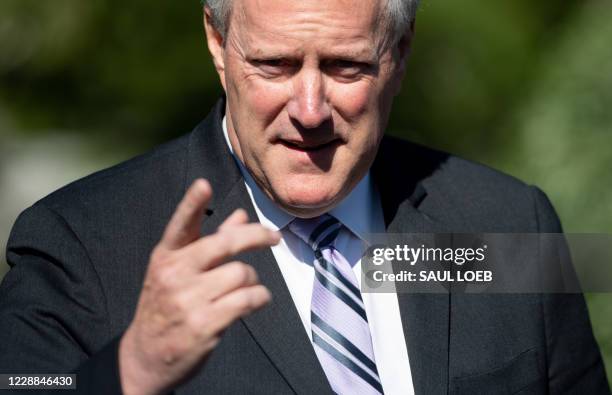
(202, 0, 419, 46)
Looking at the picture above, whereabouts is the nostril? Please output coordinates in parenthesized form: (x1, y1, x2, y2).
(289, 103, 332, 129)
(289, 116, 334, 135)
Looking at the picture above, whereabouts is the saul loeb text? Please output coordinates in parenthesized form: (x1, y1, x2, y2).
(367, 243, 493, 285)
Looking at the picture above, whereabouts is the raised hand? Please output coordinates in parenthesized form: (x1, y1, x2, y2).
(118, 179, 280, 395)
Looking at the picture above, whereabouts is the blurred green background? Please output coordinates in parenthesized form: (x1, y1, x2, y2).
(1, 0, 611, 381)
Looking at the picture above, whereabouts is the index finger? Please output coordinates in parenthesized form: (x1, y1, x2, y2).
(159, 178, 212, 251)
(183, 223, 281, 271)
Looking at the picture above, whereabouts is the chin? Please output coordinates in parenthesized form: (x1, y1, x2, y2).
(275, 182, 343, 217)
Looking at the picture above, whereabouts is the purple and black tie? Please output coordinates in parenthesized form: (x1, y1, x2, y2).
(289, 215, 384, 395)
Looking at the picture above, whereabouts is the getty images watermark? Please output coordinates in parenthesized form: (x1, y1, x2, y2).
(360, 233, 612, 294)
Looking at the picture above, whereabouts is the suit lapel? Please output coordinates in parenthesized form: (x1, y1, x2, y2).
(373, 138, 452, 395)
(210, 180, 333, 395)
(184, 99, 333, 395)
(387, 203, 451, 395)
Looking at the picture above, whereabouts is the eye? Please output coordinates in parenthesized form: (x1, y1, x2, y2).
(256, 59, 286, 67)
(325, 59, 372, 79)
(250, 58, 296, 77)
(332, 60, 360, 68)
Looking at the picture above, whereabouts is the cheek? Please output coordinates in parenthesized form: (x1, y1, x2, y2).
(225, 59, 289, 129)
(329, 80, 384, 144)
(246, 81, 289, 122)
(231, 74, 290, 129)
(329, 79, 376, 117)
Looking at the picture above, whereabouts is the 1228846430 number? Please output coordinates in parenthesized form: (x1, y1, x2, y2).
(0, 374, 76, 389)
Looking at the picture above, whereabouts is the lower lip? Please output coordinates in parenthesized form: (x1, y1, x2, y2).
(279, 140, 341, 162)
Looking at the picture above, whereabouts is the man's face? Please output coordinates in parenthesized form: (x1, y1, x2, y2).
(205, 0, 410, 217)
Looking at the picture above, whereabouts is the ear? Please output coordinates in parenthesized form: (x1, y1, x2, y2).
(204, 6, 227, 91)
(391, 19, 416, 96)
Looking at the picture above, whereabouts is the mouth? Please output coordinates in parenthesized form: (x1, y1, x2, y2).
(278, 139, 341, 152)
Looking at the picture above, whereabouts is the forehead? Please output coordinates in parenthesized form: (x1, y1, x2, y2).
(230, 0, 384, 57)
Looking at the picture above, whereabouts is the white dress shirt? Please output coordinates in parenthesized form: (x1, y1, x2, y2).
(222, 117, 414, 395)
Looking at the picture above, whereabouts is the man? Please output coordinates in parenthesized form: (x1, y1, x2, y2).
(0, 0, 608, 394)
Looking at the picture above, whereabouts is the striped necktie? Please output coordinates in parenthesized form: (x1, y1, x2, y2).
(289, 215, 384, 395)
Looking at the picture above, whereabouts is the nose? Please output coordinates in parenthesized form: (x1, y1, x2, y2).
(287, 68, 332, 129)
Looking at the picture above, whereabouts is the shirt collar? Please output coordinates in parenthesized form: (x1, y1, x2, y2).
(222, 115, 379, 241)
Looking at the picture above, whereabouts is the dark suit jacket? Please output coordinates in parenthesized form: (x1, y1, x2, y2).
(1, 99, 609, 394)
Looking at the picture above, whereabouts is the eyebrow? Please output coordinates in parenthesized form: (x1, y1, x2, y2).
(327, 48, 378, 62)
(246, 46, 378, 62)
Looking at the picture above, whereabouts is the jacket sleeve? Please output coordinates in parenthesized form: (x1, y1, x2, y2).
(0, 203, 124, 394)
(531, 187, 610, 394)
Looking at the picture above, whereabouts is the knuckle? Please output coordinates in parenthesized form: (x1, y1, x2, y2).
(150, 246, 170, 266)
(173, 227, 190, 242)
(219, 231, 238, 256)
(254, 226, 268, 241)
(207, 232, 230, 257)
(184, 311, 203, 332)
(154, 265, 173, 285)
(230, 262, 252, 285)
(234, 291, 255, 312)
(187, 310, 214, 339)
(215, 231, 232, 249)
(148, 262, 182, 292)
(145, 266, 164, 287)
(170, 292, 190, 313)
(183, 193, 198, 209)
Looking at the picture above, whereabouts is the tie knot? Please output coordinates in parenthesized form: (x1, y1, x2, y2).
(288, 214, 342, 251)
